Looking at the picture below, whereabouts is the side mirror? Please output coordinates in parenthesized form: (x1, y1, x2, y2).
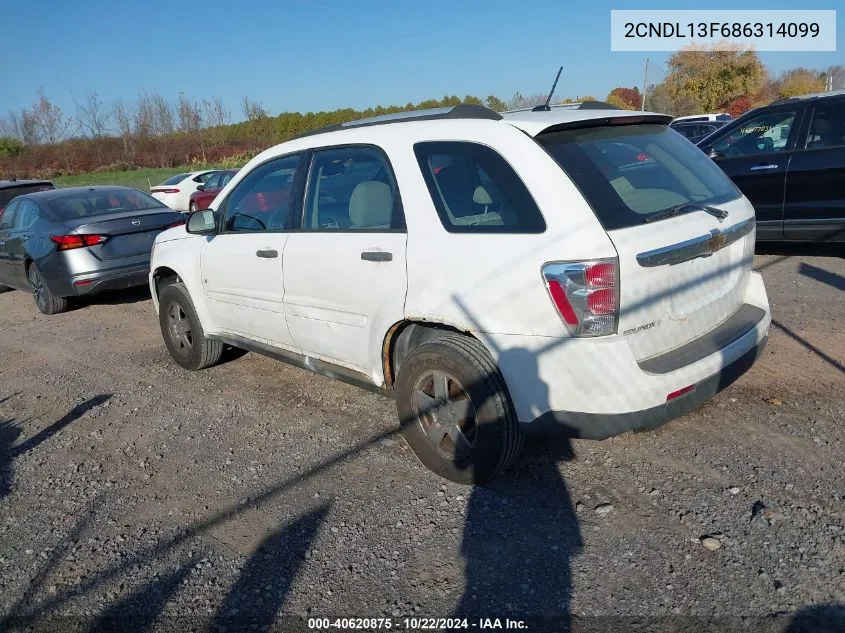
(196, 184, 205, 192)
(186, 209, 216, 235)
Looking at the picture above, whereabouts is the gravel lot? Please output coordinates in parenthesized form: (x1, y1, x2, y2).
(1, 244, 844, 632)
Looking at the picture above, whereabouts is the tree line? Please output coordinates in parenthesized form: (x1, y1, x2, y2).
(1, 48, 843, 179)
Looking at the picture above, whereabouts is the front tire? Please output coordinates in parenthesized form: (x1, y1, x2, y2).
(159, 282, 222, 370)
(395, 334, 522, 484)
(28, 263, 68, 315)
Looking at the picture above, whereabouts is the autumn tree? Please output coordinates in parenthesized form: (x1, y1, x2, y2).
(241, 96, 268, 121)
(29, 89, 69, 145)
(606, 86, 642, 110)
(485, 95, 507, 112)
(644, 83, 672, 114)
(775, 68, 825, 98)
(665, 43, 765, 112)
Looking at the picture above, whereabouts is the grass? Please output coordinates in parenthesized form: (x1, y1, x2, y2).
(53, 167, 193, 191)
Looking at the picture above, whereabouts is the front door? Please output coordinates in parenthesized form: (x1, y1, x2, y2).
(0, 199, 22, 287)
(200, 153, 304, 348)
(705, 106, 804, 240)
(283, 145, 408, 379)
(784, 101, 845, 241)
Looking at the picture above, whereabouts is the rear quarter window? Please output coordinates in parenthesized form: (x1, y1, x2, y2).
(414, 141, 545, 233)
(538, 124, 741, 231)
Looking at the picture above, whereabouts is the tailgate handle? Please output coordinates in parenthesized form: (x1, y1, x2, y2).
(361, 250, 392, 262)
(256, 249, 278, 259)
(750, 164, 778, 171)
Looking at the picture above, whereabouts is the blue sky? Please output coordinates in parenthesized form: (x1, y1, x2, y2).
(0, 0, 841, 122)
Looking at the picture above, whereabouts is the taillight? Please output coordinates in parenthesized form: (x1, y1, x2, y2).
(152, 188, 180, 194)
(51, 234, 108, 251)
(542, 258, 619, 337)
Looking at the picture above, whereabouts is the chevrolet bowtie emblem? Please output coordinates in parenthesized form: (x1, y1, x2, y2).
(708, 230, 727, 253)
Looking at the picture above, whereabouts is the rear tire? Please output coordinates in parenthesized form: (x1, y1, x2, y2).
(395, 334, 523, 484)
(28, 263, 68, 315)
(159, 282, 222, 370)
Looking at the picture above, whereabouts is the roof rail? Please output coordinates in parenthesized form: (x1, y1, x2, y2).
(504, 101, 621, 114)
(294, 104, 503, 139)
(771, 89, 845, 104)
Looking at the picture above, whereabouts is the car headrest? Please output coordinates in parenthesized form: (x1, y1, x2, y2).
(348, 181, 393, 228)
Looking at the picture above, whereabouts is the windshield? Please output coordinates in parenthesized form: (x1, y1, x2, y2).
(538, 124, 741, 230)
(160, 173, 190, 186)
(0, 184, 54, 208)
(48, 190, 167, 220)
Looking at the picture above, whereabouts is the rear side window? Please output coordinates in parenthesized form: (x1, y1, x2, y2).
(414, 142, 545, 233)
(538, 124, 741, 231)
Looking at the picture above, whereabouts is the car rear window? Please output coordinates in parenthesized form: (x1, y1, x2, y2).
(0, 183, 54, 208)
(48, 190, 166, 220)
(161, 173, 190, 186)
(537, 124, 741, 231)
(414, 141, 545, 233)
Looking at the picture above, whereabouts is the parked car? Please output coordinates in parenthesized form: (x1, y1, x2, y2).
(0, 179, 55, 216)
(149, 170, 222, 212)
(149, 104, 771, 483)
(698, 90, 845, 242)
(0, 186, 184, 314)
(670, 120, 728, 144)
(188, 169, 238, 211)
(673, 113, 733, 123)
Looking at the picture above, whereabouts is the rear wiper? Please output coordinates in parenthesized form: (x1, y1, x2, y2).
(644, 202, 729, 224)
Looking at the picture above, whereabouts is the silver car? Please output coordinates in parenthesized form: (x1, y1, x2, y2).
(0, 186, 184, 314)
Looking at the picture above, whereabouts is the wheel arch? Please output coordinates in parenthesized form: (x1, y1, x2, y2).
(381, 319, 489, 389)
(150, 265, 181, 302)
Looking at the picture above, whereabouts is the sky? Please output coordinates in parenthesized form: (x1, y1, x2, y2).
(0, 0, 842, 123)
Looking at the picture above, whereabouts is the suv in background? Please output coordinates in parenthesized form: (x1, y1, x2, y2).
(149, 104, 770, 484)
(670, 120, 728, 144)
(0, 179, 55, 216)
(698, 90, 845, 242)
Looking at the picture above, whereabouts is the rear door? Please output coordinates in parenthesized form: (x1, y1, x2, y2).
(0, 199, 22, 287)
(200, 154, 303, 348)
(701, 105, 804, 241)
(2, 199, 42, 287)
(282, 145, 407, 377)
(538, 122, 756, 362)
(783, 100, 845, 241)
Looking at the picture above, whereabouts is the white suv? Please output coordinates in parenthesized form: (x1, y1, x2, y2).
(149, 104, 771, 484)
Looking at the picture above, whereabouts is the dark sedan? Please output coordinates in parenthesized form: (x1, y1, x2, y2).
(188, 169, 238, 211)
(0, 186, 185, 314)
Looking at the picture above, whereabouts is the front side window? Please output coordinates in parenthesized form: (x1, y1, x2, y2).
(804, 104, 845, 149)
(0, 199, 21, 229)
(303, 146, 402, 231)
(222, 155, 301, 232)
(713, 109, 798, 157)
(414, 141, 545, 233)
(538, 123, 741, 230)
(203, 173, 221, 190)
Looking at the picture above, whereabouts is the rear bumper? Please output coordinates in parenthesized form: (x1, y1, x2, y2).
(487, 271, 771, 439)
(524, 335, 767, 439)
(70, 264, 151, 296)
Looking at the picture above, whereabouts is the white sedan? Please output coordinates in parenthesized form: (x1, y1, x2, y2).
(149, 170, 221, 212)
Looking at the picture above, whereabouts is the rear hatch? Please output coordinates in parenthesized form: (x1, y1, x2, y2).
(48, 190, 184, 261)
(534, 116, 756, 362)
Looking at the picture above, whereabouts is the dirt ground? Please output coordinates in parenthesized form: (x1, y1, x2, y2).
(1, 243, 843, 633)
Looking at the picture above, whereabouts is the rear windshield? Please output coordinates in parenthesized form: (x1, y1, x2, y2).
(538, 124, 741, 231)
(0, 183, 54, 208)
(161, 173, 190, 186)
(48, 190, 166, 220)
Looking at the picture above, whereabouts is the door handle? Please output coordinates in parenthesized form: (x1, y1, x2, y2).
(256, 249, 278, 258)
(361, 250, 393, 262)
(750, 164, 779, 171)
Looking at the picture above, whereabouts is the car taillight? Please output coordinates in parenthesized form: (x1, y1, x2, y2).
(542, 258, 619, 337)
(51, 234, 108, 251)
(153, 188, 180, 194)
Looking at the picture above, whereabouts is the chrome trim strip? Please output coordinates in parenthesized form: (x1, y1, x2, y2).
(206, 333, 393, 397)
(636, 217, 755, 268)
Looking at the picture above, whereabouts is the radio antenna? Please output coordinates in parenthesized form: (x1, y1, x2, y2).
(533, 66, 563, 112)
